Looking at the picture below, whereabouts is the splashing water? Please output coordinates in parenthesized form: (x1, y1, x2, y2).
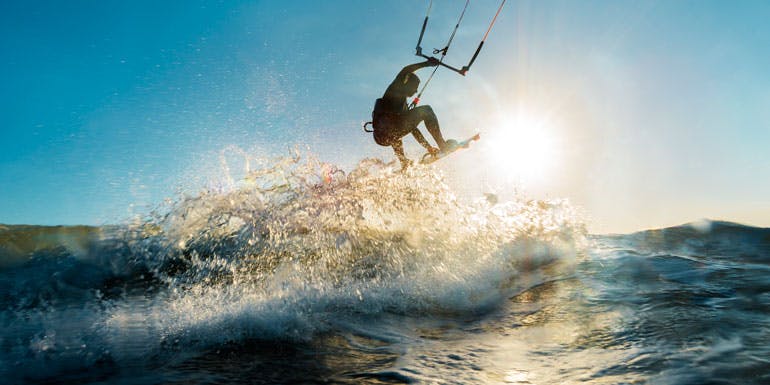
(3, 154, 769, 384)
(1, 152, 587, 384)
(134, 152, 585, 335)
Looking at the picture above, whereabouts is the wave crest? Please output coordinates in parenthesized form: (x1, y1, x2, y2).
(124, 153, 586, 315)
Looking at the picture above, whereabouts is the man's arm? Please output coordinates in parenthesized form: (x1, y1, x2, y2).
(398, 58, 440, 77)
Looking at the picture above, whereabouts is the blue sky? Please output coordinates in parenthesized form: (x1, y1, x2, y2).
(1, 1, 769, 233)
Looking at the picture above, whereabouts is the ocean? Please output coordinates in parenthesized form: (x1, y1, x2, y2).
(1, 157, 768, 384)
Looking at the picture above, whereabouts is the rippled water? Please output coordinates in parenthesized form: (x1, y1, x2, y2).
(1, 156, 768, 384)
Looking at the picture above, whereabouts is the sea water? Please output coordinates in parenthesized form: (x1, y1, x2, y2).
(1, 156, 768, 384)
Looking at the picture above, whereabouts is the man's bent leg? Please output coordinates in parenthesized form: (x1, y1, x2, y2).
(391, 140, 412, 170)
(408, 105, 448, 150)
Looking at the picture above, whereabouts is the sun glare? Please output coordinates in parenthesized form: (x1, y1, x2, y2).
(482, 111, 560, 186)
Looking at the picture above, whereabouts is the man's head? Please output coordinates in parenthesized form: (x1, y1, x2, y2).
(401, 73, 420, 96)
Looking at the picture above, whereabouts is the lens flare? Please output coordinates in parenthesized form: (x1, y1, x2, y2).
(482, 111, 560, 185)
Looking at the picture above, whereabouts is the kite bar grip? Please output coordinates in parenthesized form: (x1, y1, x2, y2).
(417, 53, 467, 76)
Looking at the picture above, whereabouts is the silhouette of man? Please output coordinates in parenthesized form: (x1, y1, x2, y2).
(371, 58, 453, 170)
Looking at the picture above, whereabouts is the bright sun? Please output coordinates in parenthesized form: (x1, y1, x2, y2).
(482, 111, 561, 185)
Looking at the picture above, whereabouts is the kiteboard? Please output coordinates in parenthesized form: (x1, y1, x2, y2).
(420, 133, 480, 165)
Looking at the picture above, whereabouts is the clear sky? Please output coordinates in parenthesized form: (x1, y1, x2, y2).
(1, 0, 769, 233)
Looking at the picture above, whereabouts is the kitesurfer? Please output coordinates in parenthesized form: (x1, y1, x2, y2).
(371, 58, 453, 170)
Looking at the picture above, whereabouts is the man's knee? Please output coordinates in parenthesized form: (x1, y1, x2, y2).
(416, 105, 435, 116)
